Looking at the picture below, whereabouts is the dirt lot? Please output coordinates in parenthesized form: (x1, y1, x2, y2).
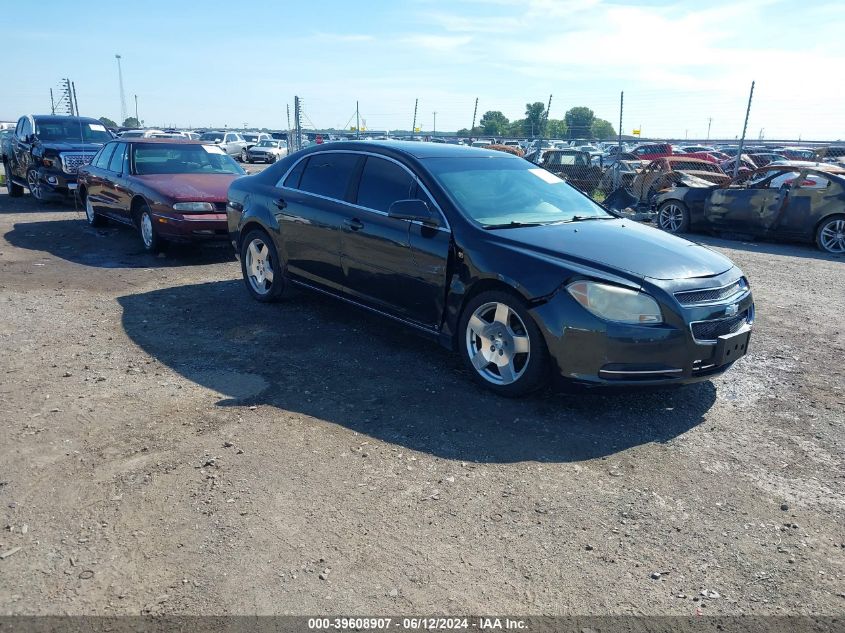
(0, 180, 843, 616)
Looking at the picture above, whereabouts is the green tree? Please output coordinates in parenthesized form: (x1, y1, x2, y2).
(121, 117, 140, 128)
(590, 118, 617, 139)
(507, 119, 526, 137)
(98, 116, 117, 128)
(564, 106, 595, 139)
(525, 102, 546, 137)
(546, 119, 568, 138)
(479, 110, 510, 136)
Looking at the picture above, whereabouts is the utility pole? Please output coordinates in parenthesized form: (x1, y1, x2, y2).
(134, 94, 139, 123)
(734, 80, 755, 178)
(293, 96, 302, 151)
(470, 97, 478, 142)
(706, 117, 712, 142)
(50, 88, 56, 115)
(544, 94, 552, 138)
(355, 101, 360, 140)
(615, 91, 623, 189)
(71, 81, 79, 116)
(412, 98, 418, 137)
(433, 111, 437, 137)
(115, 54, 128, 125)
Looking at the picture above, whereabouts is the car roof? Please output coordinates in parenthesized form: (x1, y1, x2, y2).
(32, 115, 102, 124)
(300, 140, 516, 159)
(111, 138, 206, 145)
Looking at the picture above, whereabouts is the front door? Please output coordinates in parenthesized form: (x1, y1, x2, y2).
(341, 156, 449, 327)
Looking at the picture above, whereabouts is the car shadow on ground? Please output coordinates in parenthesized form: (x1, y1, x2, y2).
(4, 219, 235, 268)
(690, 232, 844, 262)
(118, 280, 717, 464)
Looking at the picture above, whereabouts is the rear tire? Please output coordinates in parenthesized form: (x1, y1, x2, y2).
(240, 229, 287, 302)
(815, 214, 845, 254)
(4, 161, 23, 197)
(83, 190, 106, 227)
(458, 289, 549, 397)
(657, 200, 690, 234)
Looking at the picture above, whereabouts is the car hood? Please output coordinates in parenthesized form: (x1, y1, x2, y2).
(490, 218, 733, 281)
(41, 141, 105, 153)
(134, 174, 239, 202)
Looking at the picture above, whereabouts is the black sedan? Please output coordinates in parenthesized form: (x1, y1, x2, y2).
(227, 142, 754, 396)
(654, 164, 845, 253)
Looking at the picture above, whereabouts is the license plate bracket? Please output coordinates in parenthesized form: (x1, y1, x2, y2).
(715, 329, 750, 365)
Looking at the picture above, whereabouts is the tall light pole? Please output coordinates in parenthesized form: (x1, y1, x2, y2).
(115, 54, 128, 124)
(134, 94, 139, 123)
(433, 111, 437, 137)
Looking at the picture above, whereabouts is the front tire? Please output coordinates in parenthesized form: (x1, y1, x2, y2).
(815, 214, 845, 254)
(27, 169, 45, 202)
(137, 204, 162, 252)
(240, 229, 287, 302)
(83, 190, 106, 227)
(459, 290, 549, 397)
(240, 149, 248, 163)
(657, 200, 690, 234)
(4, 161, 23, 197)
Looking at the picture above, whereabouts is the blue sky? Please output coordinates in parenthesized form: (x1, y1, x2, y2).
(4, 0, 843, 140)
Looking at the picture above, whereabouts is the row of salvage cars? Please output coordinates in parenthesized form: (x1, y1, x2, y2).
(649, 162, 845, 254)
(573, 155, 845, 254)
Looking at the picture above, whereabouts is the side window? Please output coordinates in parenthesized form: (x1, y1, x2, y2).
(298, 153, 361, 200)
(20, 118, 33, 138)
(15, 117, 25, 136)
(281, 158, 308, 189)
(108, 143, 127, 172)
(768, 172, 800, 189)
(224, 135, 233, 143)
(356, 157, 415, 212)
(96, 143, 117, 169)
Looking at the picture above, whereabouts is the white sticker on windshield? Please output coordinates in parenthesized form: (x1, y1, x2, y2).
(202, 144, 225, 154)
(529, 168, 562, 184)
(88, 123, 107, 131)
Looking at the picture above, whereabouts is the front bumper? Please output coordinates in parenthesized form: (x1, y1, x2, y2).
(150, 211, 230, 243)
(531, 277, 754, 387)
(32, 168, 79, 199)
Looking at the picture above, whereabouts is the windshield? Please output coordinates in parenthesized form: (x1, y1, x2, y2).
(35, 120, 113, 143)
(426, 157, 612, 226)
(133, 144, 246, 175)
(243, 134, 258, 142)
(256, 140, 277, 147)
(199, 132, 224, 142)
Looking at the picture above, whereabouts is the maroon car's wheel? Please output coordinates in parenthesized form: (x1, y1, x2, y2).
(138, 204, 162, 253)
(240, 229, 287, 302)
(83, 191, 106, 227)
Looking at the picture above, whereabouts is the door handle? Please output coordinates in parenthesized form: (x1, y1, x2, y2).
(273, 197, 287, 210)
(344, 218, 364, 231)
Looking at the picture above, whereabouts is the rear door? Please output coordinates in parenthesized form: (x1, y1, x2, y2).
(275, 152, 362, 292)
(341, 155, 449, 326)
(86, 142, 117, 214)
(102, 143, 132, 222)
(771, 171, 834, 239)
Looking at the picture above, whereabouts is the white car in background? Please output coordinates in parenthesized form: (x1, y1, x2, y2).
(245, 139, 288, 163)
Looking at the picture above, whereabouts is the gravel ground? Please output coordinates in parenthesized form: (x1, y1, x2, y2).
(0, 179, 843, 616)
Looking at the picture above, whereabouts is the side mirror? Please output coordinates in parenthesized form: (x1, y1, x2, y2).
(388, 199, 440, 227)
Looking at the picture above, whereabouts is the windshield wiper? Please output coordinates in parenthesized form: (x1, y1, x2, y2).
(482, 221, 547, 230)
(568, 215, 615, 222)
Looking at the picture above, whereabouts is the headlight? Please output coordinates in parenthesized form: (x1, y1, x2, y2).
(173, 202, 215, 212)
(567, 281, 663, 324)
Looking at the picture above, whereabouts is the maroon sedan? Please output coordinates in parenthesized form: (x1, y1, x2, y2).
(77, 138, 245, 252)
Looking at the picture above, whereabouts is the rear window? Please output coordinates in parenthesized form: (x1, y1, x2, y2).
(297, 153, 361, 200)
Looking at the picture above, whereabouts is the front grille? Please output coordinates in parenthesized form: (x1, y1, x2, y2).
(60, 152, 95, 174)
(691, 310, 750, 342)
(675, 279, 747, 305)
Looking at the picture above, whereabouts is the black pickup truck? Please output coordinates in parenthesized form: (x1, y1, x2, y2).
(2, 115, 112, 201)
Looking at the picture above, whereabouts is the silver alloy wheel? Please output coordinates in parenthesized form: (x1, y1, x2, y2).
(140, 212, 154, 248)
(85, 197, 95, 223)
(659, 203, 684, 232)
(465, 301, 531, 385)
(245, 237, 275, 295)
(819, 218, 845, 253)
(241, 149, 248, 162)
(27, 170, 42, 200)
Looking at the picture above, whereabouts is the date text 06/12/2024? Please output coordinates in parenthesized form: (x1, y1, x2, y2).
(307, 617, 527, 630)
